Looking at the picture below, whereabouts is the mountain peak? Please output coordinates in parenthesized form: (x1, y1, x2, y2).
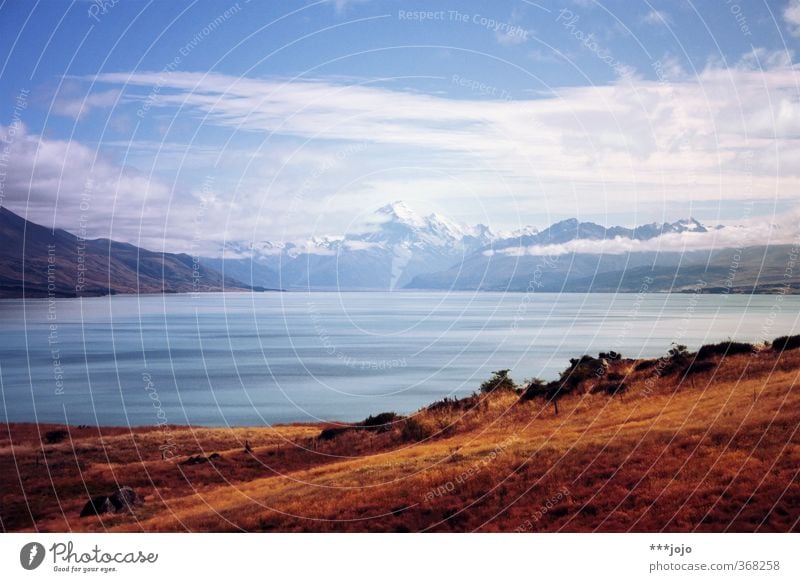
(660, 217, 707, 234)
(375, 201, 425, 227)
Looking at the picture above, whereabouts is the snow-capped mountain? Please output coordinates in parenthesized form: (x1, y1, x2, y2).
(491, 217, 710, 251)
(202, 204, 722, 291)
(205, 202, 501, 290)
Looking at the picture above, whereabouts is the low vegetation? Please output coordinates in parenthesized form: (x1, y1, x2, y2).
(696, 340, 755, 360)
(772, 334, 800, 353)
(2, 335, 799, 533)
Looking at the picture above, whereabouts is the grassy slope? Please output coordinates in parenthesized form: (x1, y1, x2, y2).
(2, 347, 799, 533)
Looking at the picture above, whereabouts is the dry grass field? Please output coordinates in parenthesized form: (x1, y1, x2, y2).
(2, 337, 799, 532)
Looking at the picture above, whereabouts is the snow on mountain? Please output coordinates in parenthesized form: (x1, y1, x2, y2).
(208, 204, 719, 290)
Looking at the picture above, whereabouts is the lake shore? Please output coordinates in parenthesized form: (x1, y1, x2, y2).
(3, 336, 799, 533)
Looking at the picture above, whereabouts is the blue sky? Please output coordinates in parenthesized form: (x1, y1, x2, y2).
(1, 0, 800, 252)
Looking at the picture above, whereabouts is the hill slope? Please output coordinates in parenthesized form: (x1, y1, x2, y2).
(408, 244, 800, 293)
(0, 207, 251, 298)
(3, 338, 799, 532)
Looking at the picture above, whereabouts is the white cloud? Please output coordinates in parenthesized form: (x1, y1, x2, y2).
(87, 53, 800, 208)
(10, 49, 797, 250)
(642, 9, 671, 26)
(785, 0, 800, 36)
(327, 0, 370, 14)
(0, 123, 175, 249)
(495, 27, 531, 46)
(488, 215, 799, 257)
(52, 89, 121, 120)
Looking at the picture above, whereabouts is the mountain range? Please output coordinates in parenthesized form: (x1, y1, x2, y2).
(0, 207, 251, 298)
(204, 201, 800, 294)
(202, 201, 503, 291)
(2, 202, 797, 298)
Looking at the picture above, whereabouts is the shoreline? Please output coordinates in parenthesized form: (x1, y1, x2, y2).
(3, 286, 800, 300)
(5, 332, 799, 433)
(2, 334, 799, 532)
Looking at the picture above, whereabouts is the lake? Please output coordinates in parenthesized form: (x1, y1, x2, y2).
(0, 291, 797, 427)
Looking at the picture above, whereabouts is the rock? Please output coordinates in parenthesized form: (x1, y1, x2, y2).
(109, 486, 142, 512)
(80, 495, 114, 517)
(44, 429, 68, 444)
(180, 455, 209, 466)
(79, 487, 142, 517)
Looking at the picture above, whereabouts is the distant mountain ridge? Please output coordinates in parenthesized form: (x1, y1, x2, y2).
(8, 200, 790, 298)
(205, 202, 749, 292)
(0, 207, 251, 298)
(490, 216, 710, 252)
(204, 201, 508, 290)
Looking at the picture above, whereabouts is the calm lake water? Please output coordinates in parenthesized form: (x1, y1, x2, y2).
(1, 291, 798, 426)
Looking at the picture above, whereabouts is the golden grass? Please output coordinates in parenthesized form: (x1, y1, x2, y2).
(2, 345, 799, 532)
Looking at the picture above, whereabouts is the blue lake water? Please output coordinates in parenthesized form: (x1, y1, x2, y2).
(1, 291, 798, 427)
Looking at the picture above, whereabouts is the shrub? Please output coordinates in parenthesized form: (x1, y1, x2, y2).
(559, 355, 601, 388)
(44, 429, 68, 444)
(361, 412, 402, 432)
(683, 360, 716, 376)
(590, 381, 627, 396)
(634, 359, 657, 371)
(521, 378, 548, 401)
(668, 343, 689, 359)
(427, 393, 479, 412)
(599, 351, 622, 361)
(479, 369, 516, 394)
(696, 341, 754, 360)
(772, 334, 800, 352)
(318, 426, 351, 441)
(401, 417, 435, 442)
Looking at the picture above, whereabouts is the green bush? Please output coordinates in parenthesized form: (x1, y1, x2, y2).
(479, 369, 516, 394)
